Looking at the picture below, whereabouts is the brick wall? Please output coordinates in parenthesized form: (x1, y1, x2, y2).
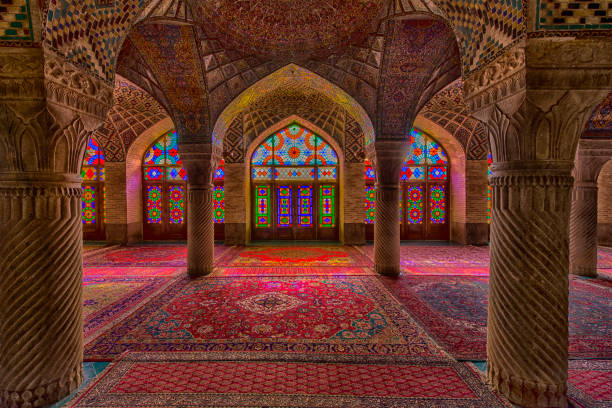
(104, 162, 127, 224)
(343, 163, 365, 224)
(224, 163, 247, 224)
(465, 160, 489, 224)
(599, 159, 612, 224)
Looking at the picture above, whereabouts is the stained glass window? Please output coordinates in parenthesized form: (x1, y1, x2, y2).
(214, 159, 225, 181)
(365, 186, 375, 224)
(364, 160, 376, 180)
(298, 185, 313, 227)
(406, 186, 424, 224)
(81, 136, 105, 232)
(168, 186, 185, 224)
(277, 185, 292, 227)
(214, 186, 225, 223)
(430, 185, 446, 224)
(255, 185, 271, 228)
(487, 152, 492, 224)
(319, 185, 336, 227)
(147, 186, 162, 224)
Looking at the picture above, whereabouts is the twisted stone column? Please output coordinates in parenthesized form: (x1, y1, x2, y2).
(569, 181, 599, 277)
(488, 162, 572, 408)
(374, 183, 401, 275)
(187, 183, 215, 277)
(0, 175, 84, 407)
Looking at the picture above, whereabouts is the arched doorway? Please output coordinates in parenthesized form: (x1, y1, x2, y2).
(142, 131, 187, 240)
(251, 123, 339, 241)
(82, 136, 106, 240)
(365, 128, 450, 240)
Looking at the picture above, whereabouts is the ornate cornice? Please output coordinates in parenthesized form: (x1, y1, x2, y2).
(43, 51, 114, 121)
(0, 49, 45, 101)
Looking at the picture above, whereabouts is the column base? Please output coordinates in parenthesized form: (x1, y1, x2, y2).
(1, 364, 82, 408)
(375, 264, 400, 276)
(488, 360, 567, 408)
(570, 263, 598, 278)
(187, 266, 214, 278)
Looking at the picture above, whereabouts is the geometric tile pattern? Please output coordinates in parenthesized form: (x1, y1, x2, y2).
(536, 0, 612, 30)
(344, 117, 365, 163)
(0, 0, 36, 46)
(223, 115, 245, 164)
(419, 80, 489, 160)
(584, 91, 612, 139)
(93, 76, 169, 162)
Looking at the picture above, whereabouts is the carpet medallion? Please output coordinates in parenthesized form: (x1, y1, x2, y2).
(68, 352, 511, 407)
(568, 360, 612, 408)
(84, 276, 445, 361)
(83, 276, 175, 343)
(222, 246, 370, 267)
(213, 266, 374, 276)
(384, 276, 611, 360)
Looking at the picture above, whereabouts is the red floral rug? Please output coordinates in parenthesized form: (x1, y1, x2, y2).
(214, 266, 374, 276)
(84, 266, 185, 277)
(83, 244, 236, 267)
(68, 352, 511, 407)
(568, 360, 612, 408)
(221, 245, 371, 267)
(83, 276, 176, 344)
(84, 276, 445, 361)
(383, 276, 612, 360)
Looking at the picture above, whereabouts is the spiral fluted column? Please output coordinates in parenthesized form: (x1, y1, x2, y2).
(0, 175, 84, 408)
(488, 162, 572, 408)
(187, 183, 215, 277)
(374, 184, 401, 275)
(569, 182, 599, 277)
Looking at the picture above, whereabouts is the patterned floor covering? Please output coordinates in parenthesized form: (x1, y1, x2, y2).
(219, 245, 371, 267)
(567, 360, 612, 408)
(383, 275, 612, 360)
(67, 352, 511, 408)
(84, 276, 445, 361)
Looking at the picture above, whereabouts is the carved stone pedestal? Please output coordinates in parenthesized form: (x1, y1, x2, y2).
(0, 175, 84, 408)
(187, 183, 215, 277)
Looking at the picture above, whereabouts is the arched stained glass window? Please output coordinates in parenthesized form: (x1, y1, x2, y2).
(251, 123, 339, 241)
(82, 136, 105, 240)
(213, 159, 225, 227)
(365, 128, 450, 240)
(487, 152, 492, 224)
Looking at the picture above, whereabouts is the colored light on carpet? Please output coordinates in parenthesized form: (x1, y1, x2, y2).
(400, 266, 489, 276)
(84, 267, 185, 277)
(214, 266, 374, 276)
(68, 352, 511, 407)
(224, 246, 370, 267)
(356, 244, 490, 268)
(83, 277, 175, 344)
(84, 244, 233, 267)
(84, 276, 444, 360)
(383, 275, 612, 360)
(568, 360, 612, 407)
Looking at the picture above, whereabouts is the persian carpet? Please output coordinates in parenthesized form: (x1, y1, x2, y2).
(383, 276, 612, 360)
(83, 244, 235, 267)
(221, 245, 371, 267)
(598, 246, 612, 269)
(83, 266, 185, 278)
(84, 276, 445, 361)
(68, 352, 511, 408)
(567, 360, 612, 408)
(356, 243, 490, 270)
(83, 276, 176, 344)
(213, 266, 375, 276)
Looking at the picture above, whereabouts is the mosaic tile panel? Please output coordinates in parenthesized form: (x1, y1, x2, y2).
(537, 0, 612, 30)
(0, 0, 35, 45)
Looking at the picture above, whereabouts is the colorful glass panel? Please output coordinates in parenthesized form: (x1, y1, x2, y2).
(274, 125, 316, 165)
(214, 164, 225, 180)
(251, 138, 275, 165)
(255, 185, 271, 228)
(82, 185, 96, 224)
(83, 137, 105, 166)
(99, 167, 105, 182)
(487, 152, 493, 223)
(365, 160, 376, 180)
(214, 186, 225, 224)
(81, 166, 97, 181)
(298, 185, 313, 227)
(319, 185, 336, 227)
(277, 185, 292, 227)
(406, 129, 426, 164)
(400, 166, 425, 181)
(252, 167, 273, 180)
(314, 136, 338, 165)
(274, 167, 315, 181)
(406, 185, 424, 224)
(365, 186, 375, 224)
(144, 138, 167, 165)
(428, 166, 447, 180)
(165, 132, 182, 165)
(317, 167, 337, 180)
(430, 185, 446, 224)
(168, 185, 185, 224)
(425, 140, 448, 164)
(145, 166, 164, 181)
(146, 186, 162, 224)
(166, 166, 187, 181)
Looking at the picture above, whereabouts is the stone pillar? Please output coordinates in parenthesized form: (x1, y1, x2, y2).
(187, 183, 215, 276)
(570, 140, 612, 277)
(465, 38, 611, 407)
(372, 142, 407, 276)
(0, 49, 112, 407)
